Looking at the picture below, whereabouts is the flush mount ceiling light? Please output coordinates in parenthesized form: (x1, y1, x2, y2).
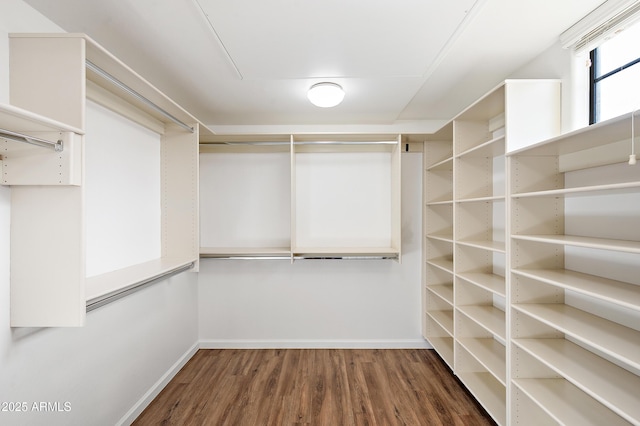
(307, 82, 345, 108)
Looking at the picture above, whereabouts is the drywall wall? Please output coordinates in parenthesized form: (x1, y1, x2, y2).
(508, 39, 589, 132)
(198, 152, 427, 348)
(0, 2, 199, 425)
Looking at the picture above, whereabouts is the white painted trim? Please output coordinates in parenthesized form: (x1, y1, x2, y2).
(116, 342, 199, 426)
(199, 339, 432, 349)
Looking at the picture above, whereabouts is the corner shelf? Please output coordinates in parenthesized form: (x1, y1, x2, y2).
(8, 33, 212, 326)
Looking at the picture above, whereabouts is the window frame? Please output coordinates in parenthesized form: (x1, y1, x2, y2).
(589, 43, 640, 124)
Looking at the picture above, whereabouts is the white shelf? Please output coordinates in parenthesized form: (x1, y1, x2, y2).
(512, 234, 640, 254)
(0, 102, 83, 134)
(86, 256, 196, 302)
(426, 310, 454, 336)
(426, 257, 454, 273)
(456, 135, 505, 158)
(513, 378, 629, 426)
(512, 181, 640, 198)
(427, 284, 454, 305)
(457, 272, 506, 297)
(458, 337, 506, 385)
(456, 240, 506, 253)
(200, 247, 292, 258)
(513, 303, 640, 371)
(457, 305, 506, 342)
(512, 268, 640, 312)
(426, 156, 453, 171)
(427, 335, 454, 369)
(425, 197, 454, 205)
(456, 195, 505, 203)
(513, 338, 640, 424)
(426, 232, 454, 242)
(457, 371, 506, 426)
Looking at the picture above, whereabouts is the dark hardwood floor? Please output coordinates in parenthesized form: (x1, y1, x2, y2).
(133, 349, 495, 425)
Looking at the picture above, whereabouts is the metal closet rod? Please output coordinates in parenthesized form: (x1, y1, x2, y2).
(85, 262, 195, 312)
(201, 140, 398, 146)
(86, 60, 195, 133)
(0, 128, 63, 152)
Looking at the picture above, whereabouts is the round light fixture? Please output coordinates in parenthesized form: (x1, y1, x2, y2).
(307, 82, 345, 108)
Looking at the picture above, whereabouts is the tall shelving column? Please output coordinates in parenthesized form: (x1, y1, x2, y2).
(422, 80, 561, 425)
(423, 122, 455, 369)
(508, 111, 640, 425)
(453, 84, 508, 425)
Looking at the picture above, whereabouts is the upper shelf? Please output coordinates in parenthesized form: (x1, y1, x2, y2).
(508, 109, 640, 157)
(9, 33, 215, 138)
(0, 103, 83, 135)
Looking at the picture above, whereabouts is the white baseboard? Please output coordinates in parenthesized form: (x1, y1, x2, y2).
(117, 342, 199, 426)
(199, 339, 432, 349)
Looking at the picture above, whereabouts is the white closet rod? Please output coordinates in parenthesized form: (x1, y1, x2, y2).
(0, 128, 63, 152)
(86, 262, 195, 312)
(86, 60, 195, 133)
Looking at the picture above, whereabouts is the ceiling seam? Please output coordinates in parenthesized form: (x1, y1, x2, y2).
(192, 0, 244, 80)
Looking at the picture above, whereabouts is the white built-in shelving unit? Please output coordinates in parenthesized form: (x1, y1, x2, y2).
(199, 134, 402, 261)
(6, 33, 213, 326)
(508, 110, 640, 425)
(423, 80, 562, 425)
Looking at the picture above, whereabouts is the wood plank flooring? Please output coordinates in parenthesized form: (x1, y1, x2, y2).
(133, 349, 495, 426)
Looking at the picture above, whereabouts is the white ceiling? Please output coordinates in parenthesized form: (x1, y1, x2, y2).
(23, 0, 605, 134)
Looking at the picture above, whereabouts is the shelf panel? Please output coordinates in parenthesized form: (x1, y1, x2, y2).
(514, 338, 640, 424)
(455, 195, 505, 203)
(456, 239, 506, 253)
(513, 303, 640, 371)
(426, 232, 454, 243)
(427, 284, 454, 305)
(513, 268, 640, 312)
(512, 234, 640, 254)
(200, 247, 292, 258)
(507, 110, 640, 157)
(426, 156, 453, 171)
(426, 257, 454, 274)
(426, 310, 454, 336)
(426, 197, 454, 205)
(0, 102, 83, 134)
(292, 247, 399, 258)
(456, 135, 505, 158)
(86, 256, 196, 302)
(457, 272, 505, 297)
(512, 181, 640, 199)
(457, 372, 506, 426)
(458, 338, 506, 385)
(513, 378, 629, 426)
(457, 305, 506, 342)
(427, 336, 454, 369)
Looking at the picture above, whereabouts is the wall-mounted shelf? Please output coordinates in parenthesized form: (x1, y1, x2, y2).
(8, 33, 213, 326)
(508, 109, 640, 424)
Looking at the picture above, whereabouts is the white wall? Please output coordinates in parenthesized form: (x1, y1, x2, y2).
(0, 2, 199, 425)
(198, 152, 427, 348)
(508, 40, 590, 132)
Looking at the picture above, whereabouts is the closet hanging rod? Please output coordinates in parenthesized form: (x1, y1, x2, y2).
(293, 140, 397, 145)
(293, 255, 398, 260)
(0, 128, 63, 152)
(86, 60, 195, 133)
(85, 262, 195, 312)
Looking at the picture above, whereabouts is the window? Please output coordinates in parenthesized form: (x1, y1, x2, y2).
(589, 21, 640, 124)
